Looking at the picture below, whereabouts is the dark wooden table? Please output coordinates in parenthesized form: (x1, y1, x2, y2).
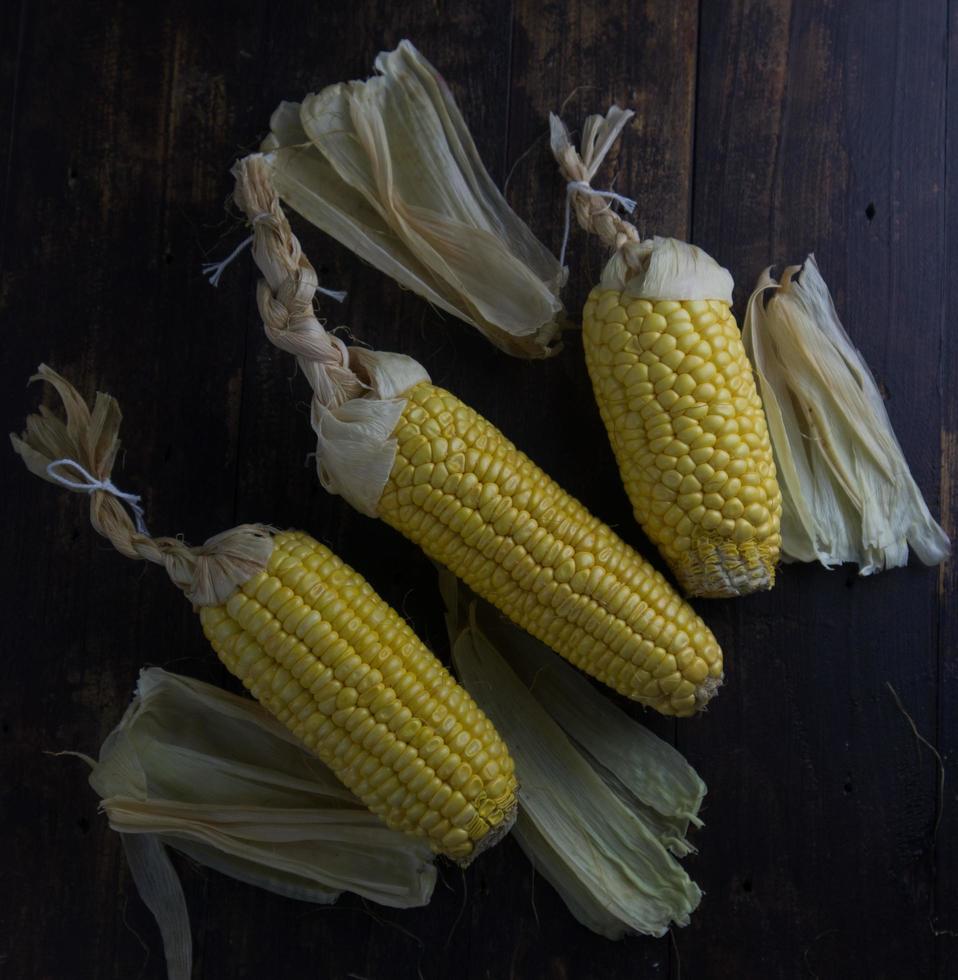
(2, 2, 954, 977)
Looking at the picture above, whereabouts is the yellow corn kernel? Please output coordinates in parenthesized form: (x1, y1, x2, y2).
(583, 289, 782, 597)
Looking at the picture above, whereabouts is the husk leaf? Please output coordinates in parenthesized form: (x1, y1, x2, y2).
(92, 668, 437, 906)
(476, 606, 705, 848)
(81, 667, 436, 980)
(261, 40, 564, 358)
(442, 572, 703, 939)
(601, 235, 734, 304)
(743, 256, 950, 572)
(80, 667, 437, 978)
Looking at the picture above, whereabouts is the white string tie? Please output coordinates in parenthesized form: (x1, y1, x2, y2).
(202, 216, 347, 302)
(202, 234, 254, 287)
(316, 286, 349, 303)
(46, 458, 150, 535)
(559, 180, 637, 271)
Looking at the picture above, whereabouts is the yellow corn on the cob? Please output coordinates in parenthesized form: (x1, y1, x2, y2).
(12, 369, 517, 863)
(582, 290, 782, 598)
(549, 109, 782, 597)
(377, 382, 723, 717)
(201, 530, 517, 860)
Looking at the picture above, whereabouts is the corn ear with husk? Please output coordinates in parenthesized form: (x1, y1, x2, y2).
(743, 256, 950, 572)
(550, 107, 783, 599)
(440, 570, 705, 939)
(12, 367, 518, 863)
(260, 40, 564, 359)
(233, 154, 724, 717)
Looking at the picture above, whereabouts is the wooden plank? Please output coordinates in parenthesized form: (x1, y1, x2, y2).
(0, 0, 25, 253)
(0, 2, 267, 977)
(484, 0, 699, 547)
(683, 1, 948, 976)
(935, 0, 958, 968)
(491, 7, 699, 975)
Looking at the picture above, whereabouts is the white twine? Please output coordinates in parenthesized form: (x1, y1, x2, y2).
(559, 180, 637, 271)
(202, 234, 254, 287)
(203, 216, 348, 302)
(315, 285, 348, 303)
(46, 458, 150, 535)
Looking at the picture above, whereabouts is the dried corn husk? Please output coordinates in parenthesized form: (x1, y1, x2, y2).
(599, 234, 734, 305)
(260, 40, 564, 359)
(440, 572, 704, 939)
(743, 257, 950, 573)
(83, 668, 437, 979)
(476, 609, 705, 852)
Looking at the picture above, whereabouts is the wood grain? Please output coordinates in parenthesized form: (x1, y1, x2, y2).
(684, 2, 949, 977)
(0, 1, 953, 978)
(935, 0, 958, 964)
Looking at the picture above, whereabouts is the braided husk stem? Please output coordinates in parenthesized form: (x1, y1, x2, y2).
(232, 154, 370, 409)
(549, 107, 656, 272)
(11, 365, 272, 606)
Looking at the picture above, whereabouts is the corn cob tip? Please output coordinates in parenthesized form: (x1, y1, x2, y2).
(651, 671, 722, 717)
(696, 673, 723, 710)
(459, 795, 518, 867)
(674, 538, 777, 599)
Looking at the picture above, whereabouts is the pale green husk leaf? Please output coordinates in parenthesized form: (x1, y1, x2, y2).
(90, 668, 437, 906)
(743, 256, 950, 573)
(477, 608, 706, 851)
(441, 573, 704, 939)
(260, 40, 564, 358)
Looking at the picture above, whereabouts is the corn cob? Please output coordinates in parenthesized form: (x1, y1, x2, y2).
(234, 155, 724, 717)
(582, 285, 782, 597)
(552, 109, 782, 598)
(11, 368, 516, 862)
(379, 381, 721, 715)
